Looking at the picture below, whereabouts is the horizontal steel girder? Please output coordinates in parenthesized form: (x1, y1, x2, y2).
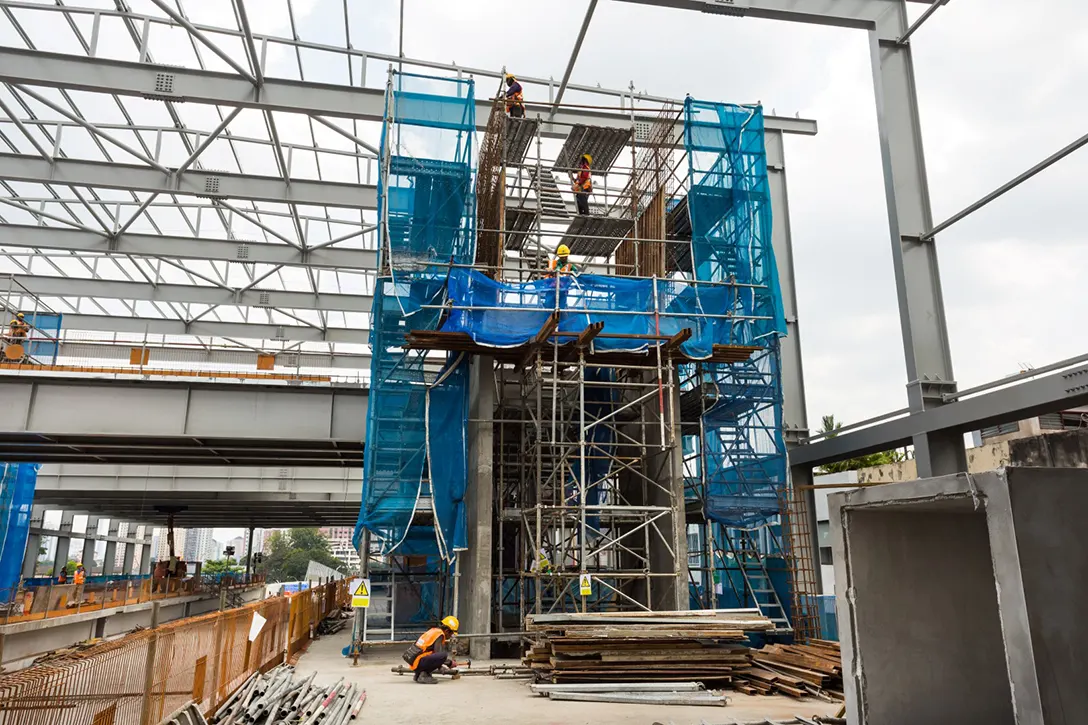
(56, 313, 369, 344)
(9, 273, 374, 313)
(789, 363, 1088, 467)
(0, 376, 368, 466)
(0, 154, 376, 208)
(613, 0, 937, 31)
(0, 224, 377, 270)
(0, 47, 817, 138)
(56, 340, 370, 369)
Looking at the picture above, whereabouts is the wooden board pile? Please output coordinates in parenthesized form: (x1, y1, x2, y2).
(524, 609, 773, 684)
(733, 639, 843, 700)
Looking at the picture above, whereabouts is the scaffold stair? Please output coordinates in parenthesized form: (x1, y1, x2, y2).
(525, 165, 570, 219)
(731, 528, 791, 633)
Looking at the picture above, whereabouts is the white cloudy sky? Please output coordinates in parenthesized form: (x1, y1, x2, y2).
(344, 0, 1088, 427)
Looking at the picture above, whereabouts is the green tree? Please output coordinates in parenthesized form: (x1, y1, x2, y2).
(260, 529, 346, 583)
(817, 415, 905, 474)
(202, 558, 243, 575)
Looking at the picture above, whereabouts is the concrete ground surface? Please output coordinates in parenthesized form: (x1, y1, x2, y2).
(296, 632, 841, 725)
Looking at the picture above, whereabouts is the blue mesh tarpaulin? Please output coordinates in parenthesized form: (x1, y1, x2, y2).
(442, 269, 753, 358)
(0, 463, 39, 602)
(24, 312, 61, 363)
(683, 99, 788, 529)
(355, 72, 476, 562)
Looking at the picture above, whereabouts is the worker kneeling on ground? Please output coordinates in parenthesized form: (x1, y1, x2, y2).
(402, 615, 459, 684)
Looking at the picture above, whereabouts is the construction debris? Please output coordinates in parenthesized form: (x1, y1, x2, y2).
(734, 640, 844, 700)
(209, 664, 366, 724)
(533, 682, 727, 707)
(524, 609, 772, 684)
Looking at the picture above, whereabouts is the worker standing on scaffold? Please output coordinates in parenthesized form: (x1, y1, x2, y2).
(572, 153, 593, 215)
(504, 74, 525, 118)
(3, 312, 29, 360)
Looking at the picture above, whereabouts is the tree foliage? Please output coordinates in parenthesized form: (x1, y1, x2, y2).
(817, 415, 905, 474)
(260, 529, 346, 583)
(202, 558, 243, 575)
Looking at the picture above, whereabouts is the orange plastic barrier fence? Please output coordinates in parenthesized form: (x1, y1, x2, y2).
(0, 580, 350, 725)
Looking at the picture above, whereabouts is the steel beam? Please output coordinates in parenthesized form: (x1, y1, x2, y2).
(0, 376, 368, 466)
(10, 274, 373, 313)
(56, 313, 369, 344)
(789, 362, 1088, 467)
(56, 341, 369, 369)
(0, 154, 375, 209)
(613, 0, 938, 29)
(0, 224, 376, 270)
(0, 47, 817, 138)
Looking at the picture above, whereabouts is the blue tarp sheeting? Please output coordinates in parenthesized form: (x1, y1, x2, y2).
(0, 463, 40, 601)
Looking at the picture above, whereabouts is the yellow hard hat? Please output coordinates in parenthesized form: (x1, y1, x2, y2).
(557, 244, 570, 256)
(505, 73, 516, 81)
(581, 153, 592, 164)
(441, 615, 460, 632)
(16, 312, 24, 319)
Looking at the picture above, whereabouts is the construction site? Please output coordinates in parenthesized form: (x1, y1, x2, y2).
(0, 1, 1085, 724)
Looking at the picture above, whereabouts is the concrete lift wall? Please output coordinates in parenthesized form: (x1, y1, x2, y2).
(830, 467, 1088, 725)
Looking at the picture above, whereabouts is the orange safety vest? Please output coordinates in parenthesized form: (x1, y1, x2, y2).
(8, 320, 28, 338)
(547, 258, 575, 275)
(505, 83, 524, 113)
(573, 165, 592, 192)
(74, 570, 85, 585)
(410, 627, 446, 670)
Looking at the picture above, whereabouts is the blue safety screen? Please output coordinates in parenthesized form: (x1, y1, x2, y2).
(0, 463, 40, 602)
(355, 72, 476, 561)
(683, 99, 788, 529)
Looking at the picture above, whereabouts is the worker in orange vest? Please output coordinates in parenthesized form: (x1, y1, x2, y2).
(74, 565, 86, 586)
(572, 154, 592, 215)
(402, 615, 459, 684)
(504, 74, 525, 118)
(546, 244, 578, 277)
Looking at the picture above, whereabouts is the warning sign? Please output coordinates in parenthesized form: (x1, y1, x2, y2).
(578, 573, 592, 597)
(351, 578, 371, 608)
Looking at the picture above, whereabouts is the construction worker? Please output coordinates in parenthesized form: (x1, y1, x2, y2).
(402, 615, 459, 684)
(74, 564, 86, 601)
(6, 312, 28, 343)
(56, 566, 68, 585)
(546, 244, 577, 276)
(572, 154, 592, 215)
(505, 74, 525, 118)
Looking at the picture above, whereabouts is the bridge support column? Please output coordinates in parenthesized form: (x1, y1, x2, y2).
(122, 524, 137, 574)
(102, 520, 120, 576)
(81, 516, 99, 573)
(462, 356, 495, 661)
(51, 511, 75, 577)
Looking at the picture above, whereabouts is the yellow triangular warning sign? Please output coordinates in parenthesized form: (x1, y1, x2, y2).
(354, 580, 369, 597)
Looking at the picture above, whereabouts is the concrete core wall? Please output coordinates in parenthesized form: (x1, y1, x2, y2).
(843, 505, 1013, 725)
(831, 467, 1088, 725)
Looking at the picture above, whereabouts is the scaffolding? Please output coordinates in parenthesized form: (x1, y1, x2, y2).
(354, 71, 819, 642)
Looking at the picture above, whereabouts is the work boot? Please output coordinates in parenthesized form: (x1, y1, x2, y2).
(416, 673, 438, 684)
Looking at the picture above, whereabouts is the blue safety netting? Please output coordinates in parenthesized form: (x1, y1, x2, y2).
(25, 312, 61, 363)
(682, 99, 788, 529)
(0, 463, 40, 602)
(441, 269, 755, 357)
(355, 72, 476, 563)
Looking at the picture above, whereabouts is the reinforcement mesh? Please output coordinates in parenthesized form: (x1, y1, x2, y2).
(355, 72, 476, 560)
(683, 99, 788, 529)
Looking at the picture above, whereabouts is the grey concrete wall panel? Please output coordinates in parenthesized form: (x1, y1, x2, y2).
(831, 468, 1088, 725)
(186, 388, 334, 438)
(1009, 429, 1088, 468)
(27, 384, 188, 435)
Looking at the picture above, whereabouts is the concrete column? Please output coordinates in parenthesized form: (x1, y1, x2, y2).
(122, 527, 136, 575)
(81, 516, 99, 573)
(245, 527, 255, 580)
(51, 511, 75, 577)
(102, 519, 120, 577)
(461, 356, 494, 660)
(21, 505, 46, 578)
(141, 525, 153, 575)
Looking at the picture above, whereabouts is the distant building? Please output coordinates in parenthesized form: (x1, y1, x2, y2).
(184, 528, 213, 562)
(321, 527, 360, 572)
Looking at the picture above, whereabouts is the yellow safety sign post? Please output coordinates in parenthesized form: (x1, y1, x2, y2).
(578, 573, 592, 597)
(351, 578, 371, 608)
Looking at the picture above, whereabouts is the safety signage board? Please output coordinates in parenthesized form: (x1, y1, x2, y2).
(579, 573, 592, 597)
(351, 578, 371, 608)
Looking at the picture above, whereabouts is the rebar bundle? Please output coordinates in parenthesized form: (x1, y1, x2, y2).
(210, 665, 365, 725)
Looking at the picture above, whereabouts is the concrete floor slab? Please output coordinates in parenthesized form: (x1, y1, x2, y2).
(295, 632, 840, 724)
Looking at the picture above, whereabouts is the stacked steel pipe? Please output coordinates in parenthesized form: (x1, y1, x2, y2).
(210, 665, 366, 725)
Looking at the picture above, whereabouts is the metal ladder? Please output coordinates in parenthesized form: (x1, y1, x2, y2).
(730, 528, 792, 633)
(361, 572, 397, 642)
(525, 165, 570, 218)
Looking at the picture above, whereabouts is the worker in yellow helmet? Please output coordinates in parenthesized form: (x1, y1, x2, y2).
(571, 153, 593, 215)
(547, 244, 578, 277)
(7, 312, 28, 342)
(402, 615, 459, 684)
(504, 74, 525, 118)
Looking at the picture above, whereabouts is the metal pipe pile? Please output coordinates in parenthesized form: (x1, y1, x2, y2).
(530, 681, 728, 707)
(210, 665, 366, 725)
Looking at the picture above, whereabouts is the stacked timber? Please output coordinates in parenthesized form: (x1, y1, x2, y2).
(524, 609, 773, 684)
(734, 640, 843, 700)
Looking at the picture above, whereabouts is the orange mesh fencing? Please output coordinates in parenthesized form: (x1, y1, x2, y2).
(0, 582, 348, 725)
